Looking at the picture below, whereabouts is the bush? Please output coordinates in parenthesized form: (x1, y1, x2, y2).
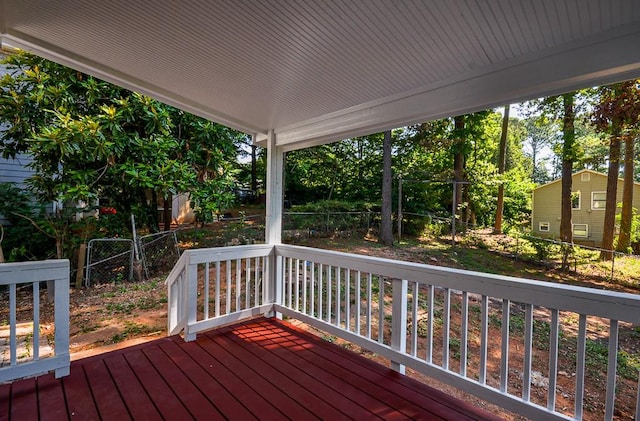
(528, 237, 556, 261)
(286, 200, 375, 233)
(0, 183, 54, 261)
(290, 200, 375, 213)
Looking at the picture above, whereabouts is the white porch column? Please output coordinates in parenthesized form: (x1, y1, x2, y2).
(265, 129, 283, 245)
(264, 130, 284, 316)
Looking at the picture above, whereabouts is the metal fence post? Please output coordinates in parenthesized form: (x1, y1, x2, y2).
(611, 252, 615, 281)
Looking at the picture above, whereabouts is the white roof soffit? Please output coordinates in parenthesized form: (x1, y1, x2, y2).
(2, 1, 640, 152)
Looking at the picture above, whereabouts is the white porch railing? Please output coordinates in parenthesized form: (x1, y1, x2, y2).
(166, 244, 274, 341)
(167, 244, 640, 420)
(0, 260, 70, 383)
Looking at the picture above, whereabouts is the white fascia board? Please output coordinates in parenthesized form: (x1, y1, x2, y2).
(273, 25, 640, 152)
(1, 31, 268, 138)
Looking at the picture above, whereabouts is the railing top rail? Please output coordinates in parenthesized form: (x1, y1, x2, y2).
(0, 259, 69, 285)
(165, 251, 189, 286)
(276, 244, 640, 323)
(183, 244, 273, 265)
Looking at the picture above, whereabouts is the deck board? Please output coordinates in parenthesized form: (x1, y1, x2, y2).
(36, 373, 68, 421)
(2, 317, 503, 421)
(157, 340, 259, 420)
(101, 353, 163, 421)
(222, 323, 390, 419)
(196, 330, 317, 420)
(266, 320, 492, 420)
(121, 346, 192, 420)
(141, 344, 224, 420)
(82, 358, 132, 420)
(61, 359, 100, 420)
(8, 377, 38, 420)
(0, 382, 11, 421)
(233, 321, 450, 420)
(231, 323, 423, 420)
(216, 329, 362, 419)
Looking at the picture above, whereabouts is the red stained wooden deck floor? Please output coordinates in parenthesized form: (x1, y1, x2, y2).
(1, 318, 504, 420)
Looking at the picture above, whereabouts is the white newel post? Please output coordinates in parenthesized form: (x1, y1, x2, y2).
(264, 130, 284, 317)
(54, 261, 70, 378)
(185, 259, 198, 341)
(391, 278, 408, 374)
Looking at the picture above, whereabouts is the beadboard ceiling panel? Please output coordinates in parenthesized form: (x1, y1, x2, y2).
(2, 0, 640, 149)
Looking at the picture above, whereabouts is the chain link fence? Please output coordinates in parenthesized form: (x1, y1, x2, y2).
(85, 238, 134, 286)
(283, 211, 373, 237)
(484, 232, 640, 286)
(84, 231, 180, 284)
(138, 231, 180, 278)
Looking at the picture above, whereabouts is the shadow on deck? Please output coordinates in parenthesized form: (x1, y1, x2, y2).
(1, 317, 503, 420)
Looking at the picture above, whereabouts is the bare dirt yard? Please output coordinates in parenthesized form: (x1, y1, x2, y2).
(3, 226, 639, 420)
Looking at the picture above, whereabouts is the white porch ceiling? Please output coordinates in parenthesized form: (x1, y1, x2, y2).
(2, 1, 640, 151)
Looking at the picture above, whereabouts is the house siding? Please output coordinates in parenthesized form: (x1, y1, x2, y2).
(532, 170, 640, 247)
(0, 154, 35, 189)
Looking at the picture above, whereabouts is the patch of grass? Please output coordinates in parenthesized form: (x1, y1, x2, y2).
(80, 323, 100, 334)
(618, 350, 640, 380)
(560, 336, 640, 381)
(489, 313, 501, 328)
(104, 295, 164, 314)
(23, 332, 33, 357)
(109, 321, 155, 344)
(106, 302, 137, 314)
(128, 280, 159, 292)
(509, 314, 525, 334)
(123, 321, 151, 336)
(449, 337, 461, 359)
(532, 319, 551, 350)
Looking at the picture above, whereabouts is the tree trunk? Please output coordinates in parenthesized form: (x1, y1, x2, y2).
(0, 225, 5, 263)
(163, 193, 172, 231)
(379, 130, 394, 246)
(559, 94, 575, 270)
(616, 136, 635, 252)
(494, 105, 509, 233)
(149, 190, 160, 232)
(601, 119, 622, 260)
(452, 115, 466, 237)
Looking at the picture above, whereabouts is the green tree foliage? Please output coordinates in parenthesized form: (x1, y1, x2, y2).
(285, 134, 385, 205)
(592, 80, 640, 253)
(520, 115, 558, 184)
(0, 183, 53, 261)
(0, 50, 243, 242)
(402, 111, 532, 228)
(285, 109, 533, 234)
(379, 130, 393, 246)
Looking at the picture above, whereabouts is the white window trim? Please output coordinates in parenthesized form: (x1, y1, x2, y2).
(572, 223, 588, 238)
(539, 222, 550, 232)
(591, 191, 606, 211)
(571, 191, 581, 210)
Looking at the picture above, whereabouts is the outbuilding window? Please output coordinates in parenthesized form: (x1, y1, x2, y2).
(539, 222, 550, 232)
(591, 192, 606, 210)
(573, 224, 588, 238)
(571, 191, 581, 210)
